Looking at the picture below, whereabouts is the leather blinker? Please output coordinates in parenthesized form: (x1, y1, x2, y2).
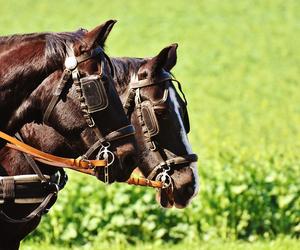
(80, 75, 108, 113)
(141, 101, 159, 137)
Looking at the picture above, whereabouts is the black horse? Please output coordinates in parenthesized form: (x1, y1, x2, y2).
(0, 21, 138, 249)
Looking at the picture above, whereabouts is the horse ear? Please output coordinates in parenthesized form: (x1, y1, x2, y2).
(150, 43, 178, 72)
(81, 20, 117, 51)
(164, 43, 178, 71)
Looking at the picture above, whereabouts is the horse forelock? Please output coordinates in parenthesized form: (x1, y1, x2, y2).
(111, 57, 147, 92)
(45, 29, 87, 66)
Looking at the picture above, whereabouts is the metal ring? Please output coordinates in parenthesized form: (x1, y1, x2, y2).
(102, 141, 111, 148)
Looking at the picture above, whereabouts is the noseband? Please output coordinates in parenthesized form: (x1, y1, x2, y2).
(123, 73, 198, 189)
(43, 43, 135, 183)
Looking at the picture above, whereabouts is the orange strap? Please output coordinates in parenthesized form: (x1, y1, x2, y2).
(0, 131, 106, 175)
(1, 131, 163, 187)
(126, 168, 163, 188)
(126, 177, 163, 188)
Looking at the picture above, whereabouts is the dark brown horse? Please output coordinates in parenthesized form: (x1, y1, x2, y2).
(0, 20, 137, 182)
(113, 44, 198, 208)
(0, 43, 198, 249)
(0, 21, 139, 249)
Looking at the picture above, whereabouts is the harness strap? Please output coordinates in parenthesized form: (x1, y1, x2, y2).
(15, 133, 48, 182)
(0, 131, 106, 175)
(83, 125, 135, 159)
(0, 192, 56, 224)
(105, 125, 135, 142)
(43, 69, 72, 124)
(127, 177, 163, 188)
(130, 76, 172, 89)
(147, 154, 198, 180)
(76, 47, 104, 64)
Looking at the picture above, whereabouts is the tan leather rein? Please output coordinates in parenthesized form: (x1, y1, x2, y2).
(0, 131, 105, 175)
(0, 131, 163, 188)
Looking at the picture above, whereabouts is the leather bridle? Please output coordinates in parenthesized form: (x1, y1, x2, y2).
(123, 73, 198, 189)
(0, 42, 137, 223)
(42, 43, 135, 183)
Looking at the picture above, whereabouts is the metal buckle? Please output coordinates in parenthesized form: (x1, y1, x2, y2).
(149, 141, 157, 151)
(43, 182, 59, 194)
(155, 166, 172, 189)
(80, 158, 94, 169)
(87, 117, 96, 128)
(96, 142, 115, 184)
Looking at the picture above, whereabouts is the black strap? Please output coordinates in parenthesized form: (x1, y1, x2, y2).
(147, 154, 198, 180)
(130, 76, 172, 89)
(83, 139, 104, 159)
(105, 125, 135, 142)
(43, 69, 72, 124)
(171, 79, 188, 105)
(15, 133, 48, 182)
(82, 125, 135, 159)
(0, 192, 56, 224)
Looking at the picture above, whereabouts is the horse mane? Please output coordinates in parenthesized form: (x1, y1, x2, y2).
(111, 57, 147, 91)
(0, 28, 87, 66)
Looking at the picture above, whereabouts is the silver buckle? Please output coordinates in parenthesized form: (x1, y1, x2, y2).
(96, 142, 115, 184)
(155, 166, 172, 189)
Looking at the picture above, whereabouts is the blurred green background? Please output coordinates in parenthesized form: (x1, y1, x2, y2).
(1, 0, 299, 249)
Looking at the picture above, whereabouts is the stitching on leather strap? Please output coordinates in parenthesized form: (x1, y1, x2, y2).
(1, 177, 15, 202)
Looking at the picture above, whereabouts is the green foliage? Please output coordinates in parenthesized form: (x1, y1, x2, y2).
(0, 0, 299, 246)
(21, 237, 300, 250)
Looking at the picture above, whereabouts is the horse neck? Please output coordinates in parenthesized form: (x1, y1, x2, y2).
(0, 38, 63, 133)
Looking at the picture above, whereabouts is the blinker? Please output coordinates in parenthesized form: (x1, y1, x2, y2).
(141, 101, 159, 137)
(80, 75, 109, 113)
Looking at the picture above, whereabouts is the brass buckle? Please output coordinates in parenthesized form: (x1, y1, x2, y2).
(80, 158, 94, 170)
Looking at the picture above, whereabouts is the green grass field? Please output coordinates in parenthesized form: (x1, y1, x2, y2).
(1, 0, 299, 249)
(21, 238, 300, 250)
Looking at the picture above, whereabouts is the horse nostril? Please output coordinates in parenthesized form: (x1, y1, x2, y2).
(187, 185, 195, 197)
(121, 154, 137, 171)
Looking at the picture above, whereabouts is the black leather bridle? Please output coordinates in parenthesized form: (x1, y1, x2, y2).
(43, 43, 135, 183)
(0, 43, 136, 223)
(123, 72, 198, 189)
